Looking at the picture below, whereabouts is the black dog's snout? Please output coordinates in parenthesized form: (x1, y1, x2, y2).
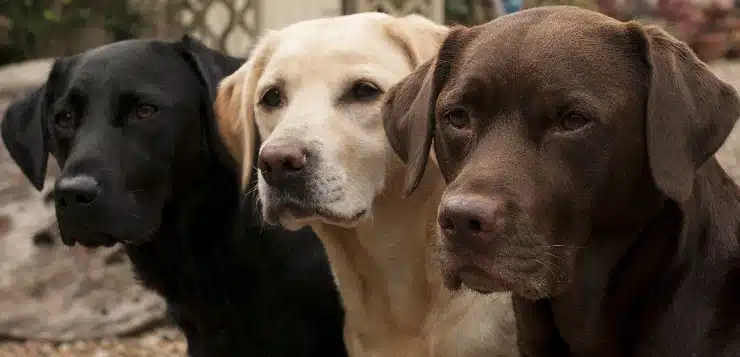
(438, 195, 502, 244)
(258, 140, 308, 185)
(54, 175, 101, 209)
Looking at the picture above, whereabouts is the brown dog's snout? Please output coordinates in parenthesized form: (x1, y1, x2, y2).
(438, 195, 503, 246)
(258, 140, 308, 185)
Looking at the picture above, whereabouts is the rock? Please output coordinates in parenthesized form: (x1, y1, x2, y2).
(0, 58, 54, 97)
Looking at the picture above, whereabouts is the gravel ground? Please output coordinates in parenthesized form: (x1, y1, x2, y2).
(0, 327, 186, 357)
(0, 58, 739, 357)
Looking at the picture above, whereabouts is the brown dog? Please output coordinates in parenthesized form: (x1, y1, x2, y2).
(383, 6, 740, 357)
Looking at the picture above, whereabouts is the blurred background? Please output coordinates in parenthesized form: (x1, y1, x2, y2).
(4, 0, 740, 65)
(0, 0, 738, 356)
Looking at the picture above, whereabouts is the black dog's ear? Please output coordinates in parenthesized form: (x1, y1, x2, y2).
(175, 35, 243, 107)
(174, 35, 244, 164)
(630, 23, 740, 202)
(1, 83, 52, 190)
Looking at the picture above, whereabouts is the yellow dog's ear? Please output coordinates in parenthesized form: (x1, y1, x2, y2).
(214, 34, 276, 188)
(215, 67, 247, 164)
(383, 13, 449, 68)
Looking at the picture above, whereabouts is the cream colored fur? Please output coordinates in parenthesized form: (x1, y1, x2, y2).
(215, 12, 518, 357)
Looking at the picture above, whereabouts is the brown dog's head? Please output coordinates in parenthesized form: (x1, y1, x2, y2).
(383, 6, 740, 299)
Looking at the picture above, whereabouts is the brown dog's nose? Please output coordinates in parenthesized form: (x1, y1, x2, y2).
(258, 141, 308, 184)
(438, 195, 501, 243)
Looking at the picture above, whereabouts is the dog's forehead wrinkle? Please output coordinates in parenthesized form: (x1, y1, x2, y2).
(263, 49, 408, 95)
(462, 9, 629, 91)
(454, 47, 636, 123)
(68, 55, 196, 100)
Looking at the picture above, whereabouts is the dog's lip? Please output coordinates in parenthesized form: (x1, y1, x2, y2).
(444, 264, 511, 294)
(59, 227, 151, 247)
(458, 267, 507, 293)
(60, 235, 76, 246)
(267, 200, 368, 226)
(61, 234, 119, 248)
(316, 207, 368, 226)
(442, 268, 463, 291)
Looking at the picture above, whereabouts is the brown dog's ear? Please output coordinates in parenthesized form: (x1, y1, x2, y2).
(383, 26, 465, 197)
(632, 23, 740, 202)
(383, 59, 438, 197)
(382, 15, 450, 196)
(214, 34, 275, 187)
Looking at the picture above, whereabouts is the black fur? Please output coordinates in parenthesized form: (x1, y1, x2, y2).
(1, 36, 346, 357)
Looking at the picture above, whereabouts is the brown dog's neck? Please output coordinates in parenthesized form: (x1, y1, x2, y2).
(545, 159, 740, 356)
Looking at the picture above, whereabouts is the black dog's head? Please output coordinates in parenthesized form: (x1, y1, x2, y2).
(1, 36, 239, 247)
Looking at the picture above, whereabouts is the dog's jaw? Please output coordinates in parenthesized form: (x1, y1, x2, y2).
(435, 224, 565, 301)
(258, 174, 370, 230)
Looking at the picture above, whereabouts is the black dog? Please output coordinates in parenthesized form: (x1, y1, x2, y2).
(1, 35, 346, 357)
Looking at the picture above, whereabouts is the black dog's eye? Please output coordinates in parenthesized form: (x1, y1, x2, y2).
(259, 87, 283, 109)
(558, 112, 590, 132)
(134, 104, 158, 120)
(349, 81, 381, 102)
(443, 108, 470, 129)
(54, 110, 75, 130)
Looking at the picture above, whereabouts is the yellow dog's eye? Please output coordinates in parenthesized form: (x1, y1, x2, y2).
(260, 87, 283, 108)
(350, 81, 381, 102)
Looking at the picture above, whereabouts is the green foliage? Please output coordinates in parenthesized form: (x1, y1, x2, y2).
(445, 0, 497, 26)
(446, 0, 472, 25)
(0, 0, 144, 65)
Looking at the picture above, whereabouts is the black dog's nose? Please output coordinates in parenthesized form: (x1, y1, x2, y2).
(258, 141, 308, 184)
(54, 175, 101, 209)
(438, 195, 502, 243)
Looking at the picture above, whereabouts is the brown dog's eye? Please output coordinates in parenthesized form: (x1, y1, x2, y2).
(134, 104, 158, 120)
(54, 110, 75, 130)
(444, 109, 470, 129)
(260, 88, 283, 108)
(559, 113, 590, 131)
(350, 81, 381, 102)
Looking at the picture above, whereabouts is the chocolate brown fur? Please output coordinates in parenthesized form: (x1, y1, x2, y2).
(383, 6, 740, 356)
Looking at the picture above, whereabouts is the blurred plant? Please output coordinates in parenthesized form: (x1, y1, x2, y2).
(446, 0, 497, 25)
(0, 0, 144, 65)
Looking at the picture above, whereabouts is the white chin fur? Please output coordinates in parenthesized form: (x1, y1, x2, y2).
(278, 214, 314, 231)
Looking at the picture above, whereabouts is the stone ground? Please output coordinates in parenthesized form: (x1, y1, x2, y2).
(0, 59, 737, 357)
(0, 327, 186, 357)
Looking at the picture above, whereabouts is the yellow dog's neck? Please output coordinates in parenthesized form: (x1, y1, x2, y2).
(312, 164, 447, 355)
(313, 164, 518, 357)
